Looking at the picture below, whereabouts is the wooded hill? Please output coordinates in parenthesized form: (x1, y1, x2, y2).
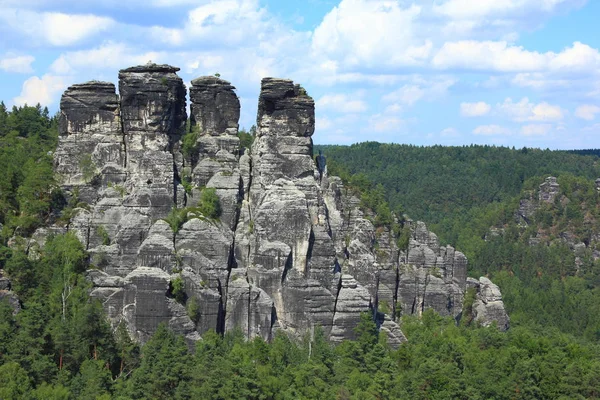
(319, 142, 600, 343)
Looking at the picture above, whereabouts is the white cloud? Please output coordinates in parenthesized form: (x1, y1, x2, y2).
(433, 41, 547, 72)
(383, 85, 425, 106)
(384, 103, 403, 114)
(317, 93, 367, 113)
(316, 117, 333, 131)
(369, 115, 404, 133)
(0, 9, 114, 46)
(511, 73, 572, 90)
(312, 0, 431, 69)
(473, 125, 512, 135)
(433, 41, 600, 75)
(433, 0, 579, 20)
(0, 55, 34, 73)
(13, 74, 67, 106)
(549, 41, 600, 72)
(440, 127, 460, 137)
(497, 98, 564, 122)
(575, 105, 600, 121)
(50, 43, 164, 73)
(383, 77, 456, 106)
(520, 124, 552, 136)
(460, 101, 491, 117)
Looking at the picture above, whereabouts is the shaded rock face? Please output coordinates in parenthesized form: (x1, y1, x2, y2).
(0, 269, 21, 315)
(466, 277, 510, 331)
(52, 68, 508, 346)
(539, 176, 560, 204)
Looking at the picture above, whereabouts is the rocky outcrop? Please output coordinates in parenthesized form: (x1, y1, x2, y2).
(467, 277, 510, 331)
(51, 65, 509, 347)
(539, 176, 560, 203)
(0, 269, 20, 315)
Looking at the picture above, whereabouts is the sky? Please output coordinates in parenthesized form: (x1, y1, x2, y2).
(0, 0, 599, 149)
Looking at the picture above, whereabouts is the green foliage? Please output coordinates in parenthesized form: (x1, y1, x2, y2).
(378, 300, 390, 314)
(96, 225, 110, 246)
(187, 296, 201, 324)
(181, 173, 193, 195)
(461, 287, 477, 327)
(170, 275, 186, 304)
(0, 104, 58, 238)
(238, 125, 256, 151)
(163, 188, 222, 233)
(107, 182, 126, 197)
(318, 142, 600, 240)
(124, 324, 193, 399)
(78, 154, 96, 183)
(320, 143, 600, 344)
(355, 312, 378, 353)
(181, 129, 199, 159)
(397, 225, 411, 250)
(163, 207, 189, 234)
(196, 187, 221, 219)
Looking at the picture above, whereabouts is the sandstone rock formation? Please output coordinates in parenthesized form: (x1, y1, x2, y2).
(50, 64, 509, 346)
(0, 269, 20, 315)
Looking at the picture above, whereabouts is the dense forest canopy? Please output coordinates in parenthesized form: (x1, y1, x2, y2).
(316, 142, 600, 238)
(2, 107, 600, 398)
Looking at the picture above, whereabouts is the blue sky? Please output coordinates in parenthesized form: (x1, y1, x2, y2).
(1, 0, 599, 149)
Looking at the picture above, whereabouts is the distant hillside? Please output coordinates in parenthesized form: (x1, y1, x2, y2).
(565, 149, 600, 158)
(317, 142, 600, 244)
(318, 142, 600, 341)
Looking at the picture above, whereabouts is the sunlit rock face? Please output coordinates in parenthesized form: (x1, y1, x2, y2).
(52, 65, 508, 347)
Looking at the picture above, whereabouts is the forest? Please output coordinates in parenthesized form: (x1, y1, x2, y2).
(319, 142, 600, 343)
(2, 105, 600, 398)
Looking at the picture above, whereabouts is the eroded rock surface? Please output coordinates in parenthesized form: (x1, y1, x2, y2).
(51, 66, 509, 346)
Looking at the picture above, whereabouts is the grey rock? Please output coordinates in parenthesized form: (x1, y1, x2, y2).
(379, 316, 407, 349)
(330, 275, 371, 343)
(225, 274, 274, 340)
(539, 176, 560, 203)
(469, 277, 510, 331)
(0, 269, 11, 291)
(190, 76, 240, 137)
(53, 68, 510, 347)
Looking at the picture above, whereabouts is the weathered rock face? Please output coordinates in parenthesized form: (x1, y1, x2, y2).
(467, 277, 510, 331)
(0, 269, 20, 315)
(51, 66, 509, 346)
(539, 176, 560, 203)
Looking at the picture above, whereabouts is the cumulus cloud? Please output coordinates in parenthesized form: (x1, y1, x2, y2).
(0, 9, 114, 46)
(317, 93, 368, 113)
(440, 127, 460, 137)
(473, 125, 511, 136)
(13, 74, 67, 106)
(0, 55, 34, 73)
(50, 43, 163, 73)
(383, 77, 456, 106)
(497, 98, 564, 122)
(520, 124, 552, 136)
(460, 101, 491, 117)
(433, 0, 581, 20)
(368, 115, 405, 133)
(433, 41, 547, 72)
(575, 105, 600, 121)
(433, 41, 600, 75)
(312, 0, 431, 70)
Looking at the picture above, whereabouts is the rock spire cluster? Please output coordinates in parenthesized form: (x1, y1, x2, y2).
(50, 64, 508, 345)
